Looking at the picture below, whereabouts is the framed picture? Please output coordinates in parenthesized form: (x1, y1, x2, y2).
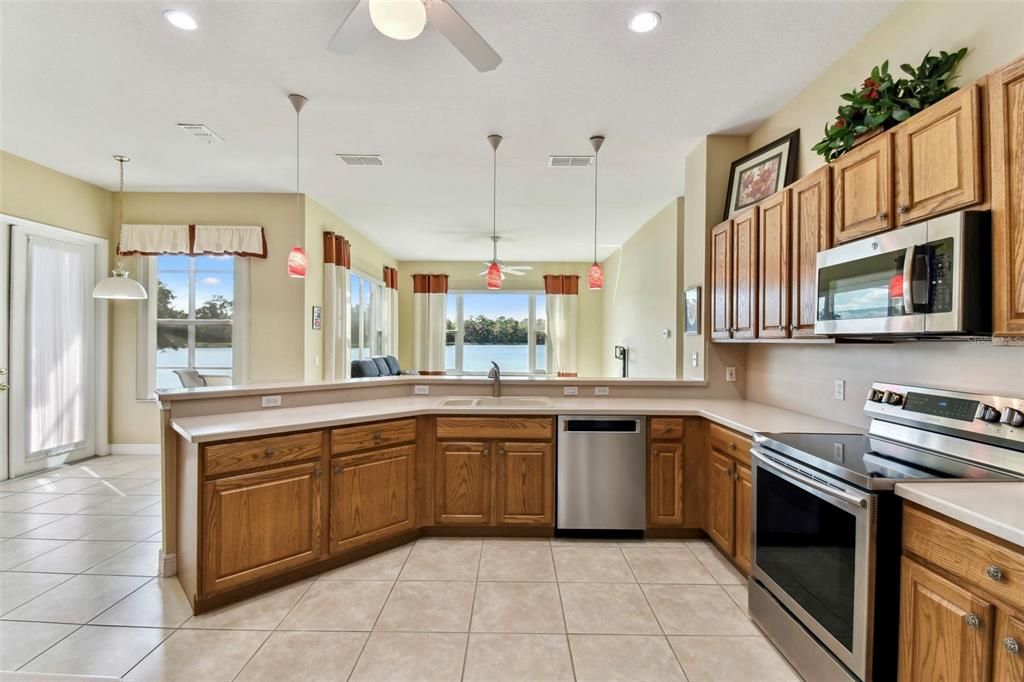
(311, 305, 322, 330)
(723, 130, 799, 219)
(684, 286, 701, 335)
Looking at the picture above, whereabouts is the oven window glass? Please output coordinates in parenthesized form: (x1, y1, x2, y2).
(817, 249, 909, 321)
(756, 467, 857, 653)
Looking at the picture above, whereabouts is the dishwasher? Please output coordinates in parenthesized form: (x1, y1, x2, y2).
(556, 415, 646, 531)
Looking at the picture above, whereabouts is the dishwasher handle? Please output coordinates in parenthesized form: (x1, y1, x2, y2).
(562, 418, 642, 433)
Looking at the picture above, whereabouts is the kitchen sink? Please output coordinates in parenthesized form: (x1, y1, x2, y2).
(438, 396, 554, 408)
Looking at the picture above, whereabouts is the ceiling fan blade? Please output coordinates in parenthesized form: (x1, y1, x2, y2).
(424, 0, 502, 73)
(327, 0, 373, 55)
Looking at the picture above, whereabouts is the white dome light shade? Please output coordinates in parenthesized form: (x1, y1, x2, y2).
(163, 10, 198, 31)
(628, 10, 661, 33)
(93, 265, 148, 300)
(368, 0, 427, 40)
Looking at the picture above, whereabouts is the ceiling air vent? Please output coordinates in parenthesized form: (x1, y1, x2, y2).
(337, 154, 384, 166)
(177, 123, 224, 143)
(548, 155, 593, 168)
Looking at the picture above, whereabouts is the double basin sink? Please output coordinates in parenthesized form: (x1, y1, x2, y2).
(438, 396, 554, 408)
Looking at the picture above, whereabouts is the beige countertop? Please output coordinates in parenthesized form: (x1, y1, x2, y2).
(895, 481, 1024, 548)
(170, 396, 860, 444)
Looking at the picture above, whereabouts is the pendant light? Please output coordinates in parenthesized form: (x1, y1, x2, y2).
(486, 134, 503, 290)
(287, 93, 309, 278)
(93, 155, 148, 300)
(588, 135, 605, 290)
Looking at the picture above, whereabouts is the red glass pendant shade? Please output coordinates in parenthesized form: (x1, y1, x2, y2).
(588, 261, 603, 290)
(287, 246, 307, 278)
(486, 261, 502, 289)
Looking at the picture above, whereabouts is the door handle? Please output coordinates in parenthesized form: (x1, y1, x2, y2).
(902, 244, 916, 314)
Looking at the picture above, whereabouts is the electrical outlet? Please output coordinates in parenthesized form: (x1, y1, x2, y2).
(594, 386, 610, 396)
(691, 352, 699, 368)
(413, 385, 430, 395)
(834, 379, 846, 401)
(725, 367, 737, 383)
(261, 395, 282, 408)
(563, 386, 579, 396)
(313, 354, 320, 368)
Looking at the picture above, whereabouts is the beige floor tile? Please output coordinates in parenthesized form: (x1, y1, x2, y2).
(553, 546, 636, 582)
(318, 544, 411, 580)
(23, 495, 116, 515)
(668, 635, 800, 681)
(86, 542, 159, 576)
(559, 582, 661, 635)
(0, 513, 68, 538)
(375, 580, 475, 632)
(13, 540, 135, 574)
(399, 539, 481, 580)
(0, 493, 65, 513)
(643, 584, 759, 635)
(0, 477, 63, 493)
(549, 537, 620, 546)
(81, 515, 162, 541)
(78, 496, 160, 515)
(19, 515, 126, 541)
(132, 502, 163, 516)
(4, 574, 149, 623)
(29, 478, 105, 494)
(569, 634, 687, 681)
(464, 633, 574, 682)
(0, 571, 71, 615)
(622, 546, 717, 584)
(478, 542, 555, 581)
(0, 621, 78, 670)
(471, 581, 565, 633)
(278, 580, 391, 631)
(724, 584, 750, 615)
(235, 631, 367, 682)
(349, 632, 467, 682)
(124, 628, 269, 682)
(21, 625, 171, 678)
(184, 580, 311, 630)
(0, 539, 67, 570)
(78, 479, 158, 496)
(91, 578, 193, 628)
(687, 540, 746, 585)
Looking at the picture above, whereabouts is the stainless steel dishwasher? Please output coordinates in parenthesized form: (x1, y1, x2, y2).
(556, 415, 646, 531)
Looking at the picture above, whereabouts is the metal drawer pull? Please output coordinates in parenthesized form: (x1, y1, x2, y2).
(333, 465, 341, 474)
(264, 448, 274, 458)
(372, 431, 382, 441)
(898, 205, 908, 215)
(1005, 638, 1021, 655)
(729, 442, 736, 450)
(986, 565, 1003, 581)
(313, 468, 322, 479)
(965, 613, 981, 630)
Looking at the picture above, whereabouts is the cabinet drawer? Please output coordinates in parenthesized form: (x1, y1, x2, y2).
(650, 417, 685, 440)
(708, 422, 752, 465)
(903, 504, 1024, 610)
(205, 431, 323, 476)
(436, 417, 552, 441)
(331, 419, 416, 455)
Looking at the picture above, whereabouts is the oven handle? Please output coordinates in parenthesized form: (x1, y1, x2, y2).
(902, 244, 916, 313)
(752, 450, 868, 508)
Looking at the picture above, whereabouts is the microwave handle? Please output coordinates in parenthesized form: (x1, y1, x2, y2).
(902, 244, 916, 313)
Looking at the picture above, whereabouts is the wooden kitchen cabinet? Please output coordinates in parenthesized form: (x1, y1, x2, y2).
(832, 132, 893, 243)
(990, 55, 1024, 337)
(705, 423, 754, 574)
(494, 440, 553, 525)
(706, 449, 736, 552)
(330, 444, 415, 553)
(648, 441, 685, 527)
(994, 611, 1024, 682)
(789, 166, 831, 336)
(894, 85, 982, 225)
(733, 463, 753, 574)
(202, 461, 323, 595)
(757, 189, 790, 338)
(732, 208, 759, 339)
(434, 441, 492, 525)
(710, 219, 733, 340)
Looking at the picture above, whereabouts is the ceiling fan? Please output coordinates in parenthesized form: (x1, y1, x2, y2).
(328, 0, 503, 73)
(479, 236, 534, 281)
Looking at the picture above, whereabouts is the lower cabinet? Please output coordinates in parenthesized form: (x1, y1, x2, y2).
(995, 611, 1024, 682)
(330, 444, 415, 553)
(434, 441, 492, 525)
(705, 424, 753, 575)
(733, 464, 753, 574)
(494, 441, 554, 525)
(648, 441, 685, 526)
(202, 461, 323, 595)
(707, 450, 736, 550)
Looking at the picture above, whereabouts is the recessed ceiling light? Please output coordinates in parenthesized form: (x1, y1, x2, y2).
(164, 10, 198, 31)
(628, 10, 661, 34)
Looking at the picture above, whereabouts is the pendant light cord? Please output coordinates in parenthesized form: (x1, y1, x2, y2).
(295, 106, 301, 244)
(118, 158, 125, 230)
(492, 143, 498, 262)
(593, 146, 598, 263)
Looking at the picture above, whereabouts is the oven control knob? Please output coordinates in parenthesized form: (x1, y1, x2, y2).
(1001, 407, 1024, 428)
(866, 388, 885, 403)
(977, 404, 1003, 423)
(882, 391, 904, 406)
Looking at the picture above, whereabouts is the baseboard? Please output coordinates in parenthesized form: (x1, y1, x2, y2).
(109, 443, 160, 456)
(159, 550, 177, 577)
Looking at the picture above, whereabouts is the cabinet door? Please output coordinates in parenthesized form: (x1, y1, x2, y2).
(732, 209, 759, 339)
(434, 441, 491, 525)
(706, 449, 735, 554)
(790, 167, 831, 336)
(994, 610, 1024, 682)
(832, 133, 893, 243)
(203, 461, 323, 595)
(710, 220, 733, 340)
(330, 444, 415, 553)
(899, 557, 994, 682)
(758, 190, 790, 339)
(990, 56, 1024, 337)
(733, 464, 753, 575)
(648, 442, 684, 527)
(894, 85, 981, 225)
(494, 441, 553, 526)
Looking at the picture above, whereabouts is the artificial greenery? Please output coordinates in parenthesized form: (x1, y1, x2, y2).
(813, 47, 968, 162)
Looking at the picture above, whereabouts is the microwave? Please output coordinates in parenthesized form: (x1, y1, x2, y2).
(815, 211, 991, 336)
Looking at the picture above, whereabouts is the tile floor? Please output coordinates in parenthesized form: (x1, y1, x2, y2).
(0, 454, 800, 681)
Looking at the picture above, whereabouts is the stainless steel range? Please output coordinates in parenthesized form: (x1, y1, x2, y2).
(749, 382, 1024, 681)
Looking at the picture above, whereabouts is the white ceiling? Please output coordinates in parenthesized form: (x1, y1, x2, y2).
(0, 0, 899, 261)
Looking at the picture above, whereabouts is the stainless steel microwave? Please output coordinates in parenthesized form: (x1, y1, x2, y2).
(815, 211, 991, 336)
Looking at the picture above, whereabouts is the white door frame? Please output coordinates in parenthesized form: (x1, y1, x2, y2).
(2, 214, 109, 478)
(0, 224, 9, 481)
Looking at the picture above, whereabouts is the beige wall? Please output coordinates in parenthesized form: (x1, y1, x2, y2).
(602, 199, 681, 378)
(395, 261, 604, 377)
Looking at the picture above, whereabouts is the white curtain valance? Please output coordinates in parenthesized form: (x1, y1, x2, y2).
(192, 225, 266, 257)
(118, 224, 190, 255)
(117, 224, 267, 258)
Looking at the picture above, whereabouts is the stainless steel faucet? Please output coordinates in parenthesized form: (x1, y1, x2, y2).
(488, 361, 501, 397)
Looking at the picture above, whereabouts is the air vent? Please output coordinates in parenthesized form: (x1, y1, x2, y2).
(337, 154, 384, 166)
(548, 155, 593, 168)
(177, 123, 224, 143)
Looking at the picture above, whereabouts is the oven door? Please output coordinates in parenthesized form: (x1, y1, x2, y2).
(751, 449, 877, 680)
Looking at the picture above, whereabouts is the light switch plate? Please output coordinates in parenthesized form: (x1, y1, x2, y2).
(594, 386, 610, 396)
(725, 367, 737, 382)
(413, 385, 430, 395)
(261, 395, 282, 408)
(834, 379, 846, 401)
(563, 386, 579, 396)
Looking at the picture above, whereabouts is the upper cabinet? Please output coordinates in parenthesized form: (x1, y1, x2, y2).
(757, 189, 791, 339)
(710, 219, 733, 340)
(832, 132, 894, 243)
(732, 208, 759, 339)
(789, 167, 832, 336)
(989, 56, 1024, 337)
(894, 85, 982, 225)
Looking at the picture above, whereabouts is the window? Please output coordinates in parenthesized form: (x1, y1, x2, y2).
(445, 292, 548, 375)
(350, 271, 384, 360)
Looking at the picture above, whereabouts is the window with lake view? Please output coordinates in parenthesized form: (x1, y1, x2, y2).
(445, 292, 548, 374)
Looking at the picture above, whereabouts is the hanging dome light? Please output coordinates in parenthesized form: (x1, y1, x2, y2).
(588, 135, 605, 290)
(288, 94, 308, 279)
(94, 155, 147, 300)
(368, 0, 427, 40)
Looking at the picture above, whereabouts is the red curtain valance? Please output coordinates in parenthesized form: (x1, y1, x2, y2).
(543, 274, 580, 295)
(322, 232, 351, 268)
(383, 266, 399, 289)
(412, 274, 448, 294)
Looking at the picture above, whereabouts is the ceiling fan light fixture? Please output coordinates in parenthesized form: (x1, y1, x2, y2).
(163, 9, 198, 31)
(628, 10, 660, 34)
(368, 0, 427, 40)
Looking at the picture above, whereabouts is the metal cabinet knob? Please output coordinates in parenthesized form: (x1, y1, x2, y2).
(897, 205, 908, 215)
(264, 448, 274, 458)
(729, 442, 737, 450)
(1005, 637, 1021, 655)
(986, 564, 1003, 582)
(877, 211, 887, 221)
(372, 431, 382, 441)
(965, 613, 981, 630)
(333, 465, 341, 474)
(313, 468, 322, 479)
